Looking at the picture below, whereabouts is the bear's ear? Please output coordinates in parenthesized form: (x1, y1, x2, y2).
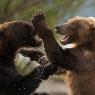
(90, 24, 95, 31)
(89, 24, 95, 41)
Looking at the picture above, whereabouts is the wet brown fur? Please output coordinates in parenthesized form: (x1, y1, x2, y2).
(32, 11, 95, 95)
(0, 20, 57, 95)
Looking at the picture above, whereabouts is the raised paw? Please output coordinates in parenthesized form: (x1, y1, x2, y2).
(32, 9, 45, 26)
(32, 9, 51, 39)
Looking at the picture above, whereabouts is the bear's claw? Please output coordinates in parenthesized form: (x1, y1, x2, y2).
(32, 9, 45, 25)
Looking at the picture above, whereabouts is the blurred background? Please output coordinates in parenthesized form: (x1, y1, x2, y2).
(0, 0, 95, 94)
(0, 0, 95, 27)
(1, 0, 95, 41)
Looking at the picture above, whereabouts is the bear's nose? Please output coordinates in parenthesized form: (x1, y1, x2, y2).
(55, 25, 61, 30)
(55, 25, 65, 35)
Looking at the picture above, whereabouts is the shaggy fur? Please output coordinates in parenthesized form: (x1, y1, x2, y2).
(32, 10, 95, 95)
(0, 20, 57, 95)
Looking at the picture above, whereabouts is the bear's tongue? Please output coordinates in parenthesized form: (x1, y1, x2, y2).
(60, 35, 69, 44)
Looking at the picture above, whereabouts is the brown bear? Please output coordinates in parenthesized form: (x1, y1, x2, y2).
(0, 20, 57, 95)
(32, 10, 95, 95)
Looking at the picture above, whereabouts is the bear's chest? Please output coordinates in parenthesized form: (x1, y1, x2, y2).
(65, 71, 95, 95)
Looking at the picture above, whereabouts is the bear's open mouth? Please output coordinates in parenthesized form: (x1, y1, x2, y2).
(55, 27, 78, 49)
(60, 35, 70, 45)
(55, 27, 70, 45)
(55, 27, 72, 45)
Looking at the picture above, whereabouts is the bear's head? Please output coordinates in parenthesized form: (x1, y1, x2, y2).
(0, 21, 42, 49)
(55, 16, 95, 49)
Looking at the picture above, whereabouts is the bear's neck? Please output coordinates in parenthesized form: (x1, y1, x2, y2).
(0, 43, 19, 66)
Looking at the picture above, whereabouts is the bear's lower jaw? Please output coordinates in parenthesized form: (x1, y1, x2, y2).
(60, 35, 70, 44)
(61, 43, 78, 49)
